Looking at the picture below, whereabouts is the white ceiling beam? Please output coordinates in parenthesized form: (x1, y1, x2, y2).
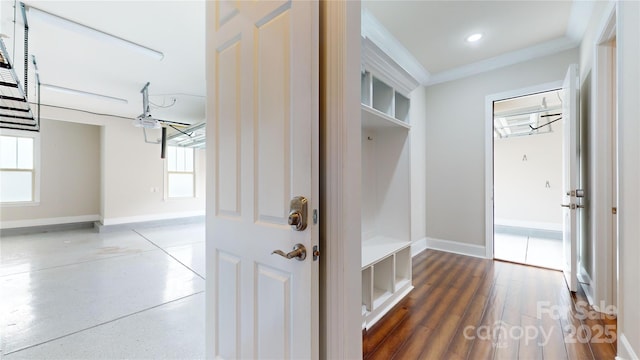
(26, 5, 164, 61)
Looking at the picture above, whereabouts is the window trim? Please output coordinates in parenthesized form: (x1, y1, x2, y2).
(165, 146, 196, 199)
(0, 128, 41, 206)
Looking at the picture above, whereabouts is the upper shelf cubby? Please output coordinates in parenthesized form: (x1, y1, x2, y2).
(371, 76, 394, 116)
(361, 36, 419, 130)
(361, 71, 371, 106)
(395, 93, 410, 123)
(361, 70, 411, 129)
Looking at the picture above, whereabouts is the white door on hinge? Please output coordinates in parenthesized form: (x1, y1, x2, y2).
(561, 64, 579, 292)
(205, 1, 319, 359)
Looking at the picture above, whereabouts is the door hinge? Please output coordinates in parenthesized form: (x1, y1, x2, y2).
(312, 245, 320, 261)
(313, 209, 318, 225)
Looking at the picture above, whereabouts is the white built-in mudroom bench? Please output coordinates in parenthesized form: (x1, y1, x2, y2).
(360, 37, 418, 330)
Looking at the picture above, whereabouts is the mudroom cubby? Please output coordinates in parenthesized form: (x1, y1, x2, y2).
(360, 37, 418, 330)
(361, 242, 413, 329)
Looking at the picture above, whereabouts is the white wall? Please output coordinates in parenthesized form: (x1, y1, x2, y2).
(494, 128, 563, 231)
(577, 0, 612, 313)
(616, 1, 640, 358)
(578, 2, 640, 358)
(0, 119, 101, 228)
(2, 105, 206, 228)
(424, 48, 578, 246)
(101, 118, 206, 225)
(579, 1, 612, 82)
(409, 86, 427, 246)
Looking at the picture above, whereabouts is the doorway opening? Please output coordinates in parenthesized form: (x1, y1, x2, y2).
(492, 89, 564, 270)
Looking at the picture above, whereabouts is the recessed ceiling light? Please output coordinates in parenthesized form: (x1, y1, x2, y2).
(466, 33, 483, 43)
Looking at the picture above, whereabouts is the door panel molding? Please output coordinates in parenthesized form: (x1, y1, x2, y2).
(216, 250, 241, 359)
(255, 263, 292, 359)
(255, 8, 291, 224)
(216, 39, 242, 217)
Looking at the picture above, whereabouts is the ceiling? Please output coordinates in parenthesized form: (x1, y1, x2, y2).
(1, 1, 205, 126)
(363, 0, 593, 85)
(0, 1, 592, 129)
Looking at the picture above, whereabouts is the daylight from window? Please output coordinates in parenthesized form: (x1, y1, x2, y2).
(167, 146, 195, 198)
(0, 135, 35, 203)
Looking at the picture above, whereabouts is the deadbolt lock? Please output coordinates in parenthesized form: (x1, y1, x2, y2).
(288, 196, 308, 231)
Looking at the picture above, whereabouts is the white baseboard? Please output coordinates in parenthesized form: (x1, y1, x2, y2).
(494, 218, 562, 232)
(0, 214, 100, 229)
(425, 237, 487, 259)
(578, 265, 596, 307)
(101, 211, 205, 226)
(411, 237, 427, 257)
(618, 333, 639, 360)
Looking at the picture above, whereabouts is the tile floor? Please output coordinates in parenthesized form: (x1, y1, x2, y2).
(0, 223, 206, 359)
(494, 232, 563, 270)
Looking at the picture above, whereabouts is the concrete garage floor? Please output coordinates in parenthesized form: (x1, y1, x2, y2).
(0, 223, 206, 359)
(494, 232, 563, 270)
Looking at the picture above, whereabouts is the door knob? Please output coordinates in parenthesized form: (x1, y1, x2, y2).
(272, 244, 307, 261)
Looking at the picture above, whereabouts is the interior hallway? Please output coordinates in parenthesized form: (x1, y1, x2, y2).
(0, 223, 206, 359)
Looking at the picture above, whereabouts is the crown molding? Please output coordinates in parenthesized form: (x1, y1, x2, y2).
(361, 8, 430, 86)
(361, 37, 419, 96)
(361, 2, 595, 88)
(427, 37, 579, 86)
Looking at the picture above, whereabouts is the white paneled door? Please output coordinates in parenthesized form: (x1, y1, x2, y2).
(561, 64, 579, 293)
(205, 1, 319, 359)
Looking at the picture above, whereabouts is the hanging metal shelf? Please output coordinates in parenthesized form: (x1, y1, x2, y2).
(0, 39, 39, 132)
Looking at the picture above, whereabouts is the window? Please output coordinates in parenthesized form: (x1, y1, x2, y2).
(0, 131, 39, 204)
(167, 146, 195, 198)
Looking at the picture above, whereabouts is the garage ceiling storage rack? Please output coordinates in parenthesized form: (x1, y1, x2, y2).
(0, 39, 39, 132)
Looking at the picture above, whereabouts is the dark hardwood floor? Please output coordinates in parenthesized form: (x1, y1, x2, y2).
(363, 250, 617, 360)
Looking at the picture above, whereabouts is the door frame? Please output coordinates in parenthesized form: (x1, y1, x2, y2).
(484, 81, 564, 259)
(320, 1, 363, 359)
(589, 2, 617, 313)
